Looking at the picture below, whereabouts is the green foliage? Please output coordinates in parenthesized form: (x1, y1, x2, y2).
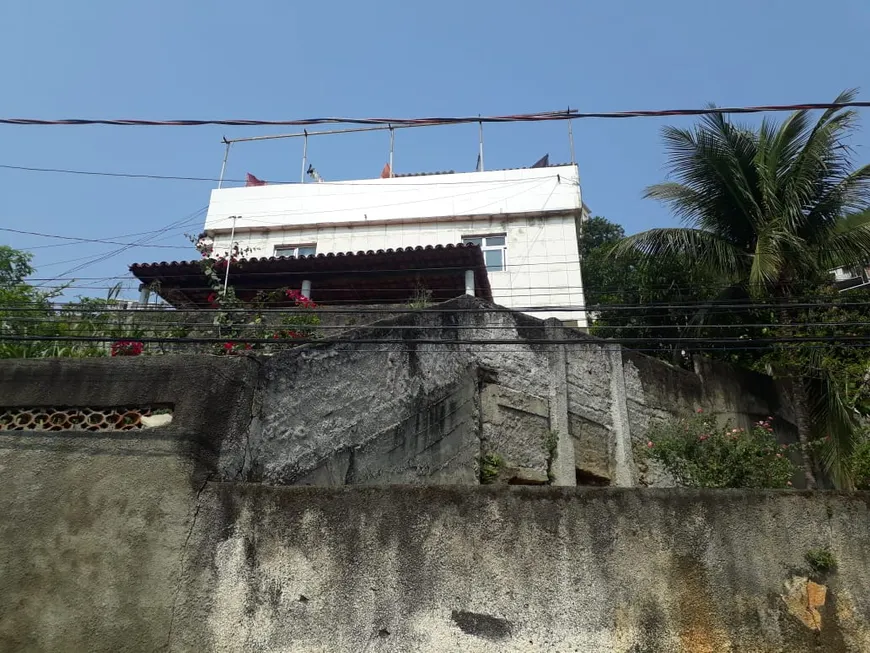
(607, 93, 870, 485)
(579, 216, 624, 256)
(544, 430, 559, 483)
(0, 242, 322, 359)
(850, 436, 870, 490)
(643, 413, 797, 488)
(479, 453, 504, 485)
(408, 285, 433, 310)
(805, 548, 837, 574)
(583, 217, 721, 361)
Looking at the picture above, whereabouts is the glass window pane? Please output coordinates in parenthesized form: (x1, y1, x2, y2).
(485, 235, 505, 247)
(274, 247, 296, 257)
(463, 237, 482, 247)
(484, 249, 504, 271)
(297, 246, 317, 257)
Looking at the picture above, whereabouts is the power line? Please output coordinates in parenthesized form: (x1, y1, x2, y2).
(0, 227, 190, 249)
(2, 334, 870, 346)
(4, 299, 870, 313)
(0, 163, 579, 187)
(2, 101, 869, 128)
(37, 207, 208, 284)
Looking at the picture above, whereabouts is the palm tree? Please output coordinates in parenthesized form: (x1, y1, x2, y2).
(613, 90, 870, 487)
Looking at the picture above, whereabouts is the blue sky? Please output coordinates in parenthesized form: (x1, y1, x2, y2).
(1, 0, 869, 298)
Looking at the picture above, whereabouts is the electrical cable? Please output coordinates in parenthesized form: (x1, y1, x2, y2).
(0, 163, 581, 187)
(36, 207, 207, 284)
(0, 227, 191, 249)
(2, 101, 868, 127)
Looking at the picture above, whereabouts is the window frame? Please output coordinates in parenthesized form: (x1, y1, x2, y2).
(462, 234, 507, 272)
(273, 244, 317, 259)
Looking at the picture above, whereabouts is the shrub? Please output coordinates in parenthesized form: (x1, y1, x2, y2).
(643, 412, 797, 488)
(805, 548, 837, 574)
(479, 453, 504, 485)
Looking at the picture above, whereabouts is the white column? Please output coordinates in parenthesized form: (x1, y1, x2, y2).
(464, 270, 475, 296)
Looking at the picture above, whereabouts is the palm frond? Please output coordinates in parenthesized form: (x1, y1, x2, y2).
(610, 228, 747, 279)
(647, 116, 762, 246)
(818, 222, 870, 270)
(806, 370, 861, 488)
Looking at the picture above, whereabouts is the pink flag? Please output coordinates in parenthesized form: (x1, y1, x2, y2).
(380, 163, 392, 179)
(246, 173, 267, 187)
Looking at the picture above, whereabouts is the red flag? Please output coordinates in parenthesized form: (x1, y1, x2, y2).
(246, 173, 267, 187)
(380, 163, 392, 179)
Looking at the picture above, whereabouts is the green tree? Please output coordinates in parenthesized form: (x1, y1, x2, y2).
(613, 90, 870, 487)
(579, 215, 625, 256)
(582, 217, 720, 362)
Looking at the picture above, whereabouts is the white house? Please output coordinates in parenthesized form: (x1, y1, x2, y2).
(202, 163, 589, 325)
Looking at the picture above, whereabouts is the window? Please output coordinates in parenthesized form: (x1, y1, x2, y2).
(274, 244, 316, 258)
(462, 234, 506, 272)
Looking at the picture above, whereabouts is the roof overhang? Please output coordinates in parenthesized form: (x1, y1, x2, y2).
(130, 243, 493, 309)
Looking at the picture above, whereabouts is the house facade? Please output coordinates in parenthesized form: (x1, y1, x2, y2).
(202, 163, 589, 324)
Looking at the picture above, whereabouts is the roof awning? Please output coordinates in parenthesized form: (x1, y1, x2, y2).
(130, 243, 493, 309)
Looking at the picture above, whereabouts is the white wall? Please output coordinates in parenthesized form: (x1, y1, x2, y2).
(204, 165, 580, 232)
(211, 213, 587, 325)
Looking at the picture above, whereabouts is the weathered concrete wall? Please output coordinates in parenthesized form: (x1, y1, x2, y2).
(120, 486, 870, 651)
(0, 296, 801, 490)
(2, 344, 868, 651)
(239, 298, 564, 486)
(0, 356, 258, 653)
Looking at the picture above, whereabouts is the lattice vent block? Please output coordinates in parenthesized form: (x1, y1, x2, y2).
(0, 406, 173, 432)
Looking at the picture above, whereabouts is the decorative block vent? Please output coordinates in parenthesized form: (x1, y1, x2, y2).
(0, 406, 173, 432)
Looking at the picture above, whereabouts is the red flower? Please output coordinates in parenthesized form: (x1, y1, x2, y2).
(207, 292, 219, 307)
(111, 340, 144, 357)
(696, 408, 703, 414)
(223, 342, 234, 351)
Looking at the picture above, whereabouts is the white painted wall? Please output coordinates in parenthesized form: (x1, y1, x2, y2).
(205, 165, 586, 325)
(204, 165, 580, 231)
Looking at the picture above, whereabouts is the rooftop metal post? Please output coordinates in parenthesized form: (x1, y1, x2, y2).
(477, 119, 484, 172)
(217, 138, 231, 189)
(567, 107, 576, 166)
(300, 130, 308, 183)
(389, 125, 394, 177)
(222, 215, 238, 295)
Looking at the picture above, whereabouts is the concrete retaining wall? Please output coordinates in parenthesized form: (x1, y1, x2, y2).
(0, 296, 797, 489)
(3, 470, 870, 651)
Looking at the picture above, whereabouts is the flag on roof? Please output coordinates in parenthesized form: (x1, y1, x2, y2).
(246, 173, 267, 187)
(380, 163, 392, 178)
(531, 154, 549, 168)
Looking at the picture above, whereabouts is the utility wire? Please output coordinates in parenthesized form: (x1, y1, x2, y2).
(0, 227, 190, 249)
(2, 101, 869, 127)
(0, 163, 579, 186)
(3, 300, 870, 313)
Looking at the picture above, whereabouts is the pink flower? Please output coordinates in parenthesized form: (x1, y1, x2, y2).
(776, 453, 782, 459)
(699, 435, 709, 441)
(696, 408, 703, 414)
(787, 481, 793, 487)
(781, 444, 788, 449)
(646, 441, 654, 448)
(731, 428, 739, 433)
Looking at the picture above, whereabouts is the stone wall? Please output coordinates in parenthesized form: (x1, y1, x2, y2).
(0, 296, 798, 489)
(0, 300, 864, 652)
(4, 468, 870, 651)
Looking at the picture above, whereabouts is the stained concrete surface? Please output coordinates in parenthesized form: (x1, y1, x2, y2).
(171, 486, 870, 652)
